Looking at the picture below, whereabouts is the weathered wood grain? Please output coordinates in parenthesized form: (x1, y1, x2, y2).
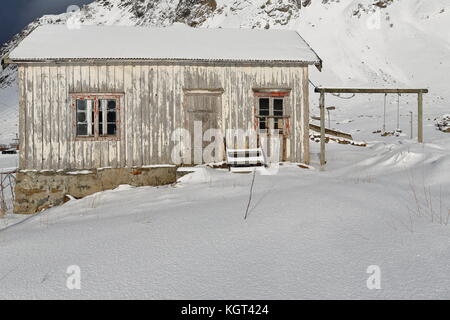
(17, 62, 310, 169)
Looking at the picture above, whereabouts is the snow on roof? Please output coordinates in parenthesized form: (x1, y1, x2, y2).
(9, 25, 321, 65)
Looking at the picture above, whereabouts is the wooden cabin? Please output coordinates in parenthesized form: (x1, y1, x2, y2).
(8, 25, 321, 171)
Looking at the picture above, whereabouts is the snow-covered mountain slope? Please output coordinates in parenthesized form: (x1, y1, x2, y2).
(0, 0, 449, 144)
(0, 67, 18, 145)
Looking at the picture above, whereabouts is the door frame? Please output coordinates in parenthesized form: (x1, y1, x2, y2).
(183, 89, 223, 164)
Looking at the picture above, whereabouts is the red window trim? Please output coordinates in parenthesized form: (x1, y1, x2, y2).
(70, 93, 123, 141)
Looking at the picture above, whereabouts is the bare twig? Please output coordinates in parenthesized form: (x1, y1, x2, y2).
(244, 169, 256, 220)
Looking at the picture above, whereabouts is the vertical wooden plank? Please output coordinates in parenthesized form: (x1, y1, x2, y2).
(33, 66, 43, 170)
(80, 65, 91, 168)
(223, 65, 229, 133)
(242, 65, 253, 131)
(99, 65, 108, 92)
(156, 65, 163, 162)
(59, 65, 70, 169)
(148, 65, 157, 163)
(219, 65, 227, 161)
(25, 66, 34, 170)
(124, 64, 133, 167)
(173, 64, 184, 164)
(49, 65, 59, 169)
(235, 66, 243, 131)
(106, 64, 117, 168)
(98, 64, 109, 168)
(165, 65, 175, 164)
(72, 65, 83, 169)
(90, 65, 101, 168)
(222, 65, 231, 135)
(141, 64, 150, 165)
(115, 64, 125, 168)
(132, 64, 142, 166)
(301, 67, 310, 164)
(156, 65, 167, 163)
(293, 66, 301, 162)
(41, 65, 51, 169)
(287, 66, 295, 161)
(18, 65, 26, 169)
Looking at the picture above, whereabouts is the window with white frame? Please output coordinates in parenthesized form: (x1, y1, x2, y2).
(76, 99, 94, 136)
(73, 94, 121, 139)
(98, 99, 118, 136)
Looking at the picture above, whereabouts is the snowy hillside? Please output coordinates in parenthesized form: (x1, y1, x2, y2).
(0, 0, 449, 144)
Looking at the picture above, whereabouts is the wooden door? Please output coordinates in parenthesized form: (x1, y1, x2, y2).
(185, 94, 219, 164)
(256, 96, 288, 162)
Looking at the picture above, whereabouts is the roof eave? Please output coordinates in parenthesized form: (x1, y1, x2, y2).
(1, 54, 11, 69)
(315, 59, 323, 72)
(8, 57, 322, 66)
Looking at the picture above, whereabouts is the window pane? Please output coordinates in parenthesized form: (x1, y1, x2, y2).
(77, 124, 87, 136)
(274, 99, 283, 116)
(107, 100, 116, 110)
(107, 123, 116, 135)
(259, 118, 266, 130)
(99, 111, 103, 122)
(107, 111, 116, 122)
(77, 112, 86, 123)
(76, 99, 86, 111)
(259, 98, 269, 116)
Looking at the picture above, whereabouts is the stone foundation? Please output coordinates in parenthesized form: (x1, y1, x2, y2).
(14, 166, 177, 214)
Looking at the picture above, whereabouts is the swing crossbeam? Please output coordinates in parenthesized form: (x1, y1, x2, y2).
(315, 88, 428, 94)
(314, 87, 429, 166)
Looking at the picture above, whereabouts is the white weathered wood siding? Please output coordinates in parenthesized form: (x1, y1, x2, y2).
(18, 62, 310, 170)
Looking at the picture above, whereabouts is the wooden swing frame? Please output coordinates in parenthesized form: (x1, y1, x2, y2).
(314, 87, 429, 166)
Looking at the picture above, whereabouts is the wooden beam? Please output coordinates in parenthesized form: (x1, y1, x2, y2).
(309, 124, 353, 140)
(1, 55, 11, 68)
(315, 88, 428, 94)
(418, 92, 423, 143)
(319, 92, 326, 166)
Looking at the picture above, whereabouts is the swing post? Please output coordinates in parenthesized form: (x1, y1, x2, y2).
(409, 111, 413, 139)
(396, 94, 400, 131)
(383, 93, 387, 133)
(418, 91, 423, 143)
(319, 91, 326, 167)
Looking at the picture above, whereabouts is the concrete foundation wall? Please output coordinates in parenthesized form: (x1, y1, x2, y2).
(14, 166, 177, 214)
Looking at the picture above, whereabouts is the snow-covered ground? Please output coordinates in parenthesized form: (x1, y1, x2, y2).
(0, 132, 449, 299)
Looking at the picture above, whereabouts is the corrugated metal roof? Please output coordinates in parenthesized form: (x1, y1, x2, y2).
(9, 25, 321, 65)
